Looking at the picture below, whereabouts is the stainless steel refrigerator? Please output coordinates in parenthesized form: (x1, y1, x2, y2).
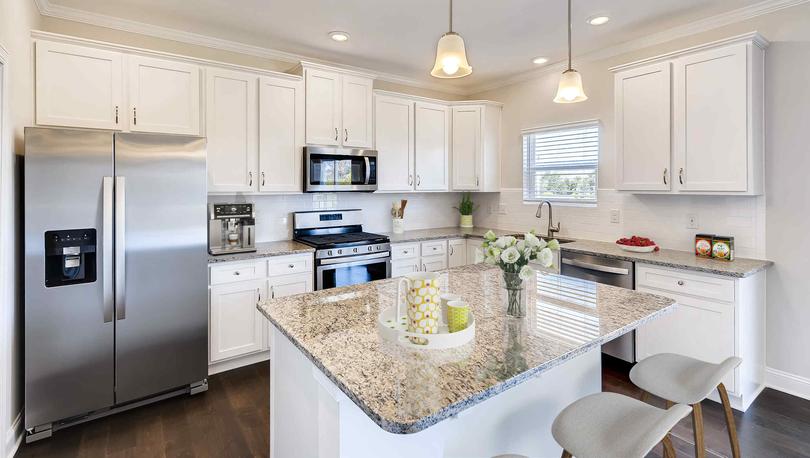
(24, 127, 208, 442)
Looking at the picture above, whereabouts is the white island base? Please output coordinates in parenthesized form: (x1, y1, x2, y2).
(270, 325, 602, 458)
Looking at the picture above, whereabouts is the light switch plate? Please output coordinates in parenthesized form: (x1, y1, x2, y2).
(610, 209, 621, 224)
(687, 214, 699, 229)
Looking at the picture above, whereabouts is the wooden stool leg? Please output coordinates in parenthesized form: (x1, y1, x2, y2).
(665, 399, 674, 409)
(718, 383, 742, 458)
(661, 434, 676, 458)
(692, 402, 706, 458)
(561, 450, 572, 458)
(640, 390, 649, 402)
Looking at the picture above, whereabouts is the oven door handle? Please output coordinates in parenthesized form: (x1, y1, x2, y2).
(364, 156, 371, 185)
(320, 251, 390, 265)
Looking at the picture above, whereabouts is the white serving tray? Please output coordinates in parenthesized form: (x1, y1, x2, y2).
(377, 306, 475, 350)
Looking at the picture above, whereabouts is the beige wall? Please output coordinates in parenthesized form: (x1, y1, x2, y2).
(0, 0, 42, 453)
(471, 3, 810, 384)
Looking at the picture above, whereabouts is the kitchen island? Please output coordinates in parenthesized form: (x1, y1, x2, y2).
(258, 264, 676, 458)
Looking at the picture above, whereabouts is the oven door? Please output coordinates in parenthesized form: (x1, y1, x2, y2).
(305, 147, 377, 192)
(316, 252, 391, 290)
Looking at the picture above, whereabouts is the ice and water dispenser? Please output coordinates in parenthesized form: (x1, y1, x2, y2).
(44, 229, 97, 287)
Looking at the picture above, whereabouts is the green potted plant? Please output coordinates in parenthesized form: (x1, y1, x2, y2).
(454, 192, 477, 228)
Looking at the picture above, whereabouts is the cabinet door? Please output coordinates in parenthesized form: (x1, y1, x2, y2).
(635, 287, 736, 392)
(209, 280, 266, 362)
(305, 69, 341, 146)
(268, 273, 313, 298)
(673, 44, 748, 192)
(615, 63, 672, 191)
(466, 240, 484, 264)
(206, 68, 258, 193)
(448, 239, 467, 267)
(35, 41, 123, 130)
(129, 56, 200, 135)
(452, 106, 481, 190)
(422, 254, 447, 272)
(391, 261, 420, 278)
(341, 75, 373, 148)
(374, 95, 414, 191)
(415, 102, 450, 191)
(259, 76, 304, 192)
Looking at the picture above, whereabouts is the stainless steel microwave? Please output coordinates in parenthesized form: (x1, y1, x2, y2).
(304, 146, 377, 192)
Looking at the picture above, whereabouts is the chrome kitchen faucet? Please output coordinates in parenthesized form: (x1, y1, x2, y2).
(536, 200, 561, 239)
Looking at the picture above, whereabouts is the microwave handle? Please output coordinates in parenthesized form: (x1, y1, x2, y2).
(364, 156, 371, 185)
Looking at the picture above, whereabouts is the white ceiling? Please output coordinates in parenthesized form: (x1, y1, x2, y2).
(45, 0, 768, 92)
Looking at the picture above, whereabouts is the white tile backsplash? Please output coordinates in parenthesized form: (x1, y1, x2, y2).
(209, 192, 466, 242)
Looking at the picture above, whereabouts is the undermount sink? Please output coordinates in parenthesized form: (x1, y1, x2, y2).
(508, 234, 576, 244)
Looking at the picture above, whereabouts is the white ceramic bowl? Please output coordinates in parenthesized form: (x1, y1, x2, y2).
(616, 243, 657, 253)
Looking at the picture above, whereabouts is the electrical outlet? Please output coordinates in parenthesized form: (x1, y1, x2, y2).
(687, 214, 699, 229)
(610, 209, 621, 224)
(498, 204, 508, 215)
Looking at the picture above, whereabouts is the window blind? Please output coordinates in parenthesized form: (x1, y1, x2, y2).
(522, 121, 599, 203)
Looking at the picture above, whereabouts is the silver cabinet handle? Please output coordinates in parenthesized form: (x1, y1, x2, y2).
(344, 129, 348, 142)
(258, 289, 261, 301)
(679, 168, 684, 185)
(677, 280, 685, 286)
(561, 258, 630, 275)
(408, 174, 413, 186)
(233, 271, 241, 276)
(261, 171, 266, 186)
(288, 264, 295, 269)
(270, 286, 275, 299)
(422, 264, 427, 271)
(132, 107, 137, 125)
(449, 246, 454, 256)
(115, 176, 126, 320)
(417, 175, 421, 186)
(334, 127, 339, 141)
(102, 177, 114, 323)
(663, 168, 668, 185)
(476, 176, 480, 187)
(115, 106, 119, 125)
(249, 171, 253, 186)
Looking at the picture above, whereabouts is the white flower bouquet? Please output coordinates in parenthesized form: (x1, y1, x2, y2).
(480, 230, 560, 317)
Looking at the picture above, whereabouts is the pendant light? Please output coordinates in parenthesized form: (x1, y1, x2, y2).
(554, 0, 588, 103)
(431, 0, 472, 78)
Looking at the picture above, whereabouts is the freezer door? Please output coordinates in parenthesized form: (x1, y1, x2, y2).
(24, 127, 115, 428)
(113, 133, 207, 403)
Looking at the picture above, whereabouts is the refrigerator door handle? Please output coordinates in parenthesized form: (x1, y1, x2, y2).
(103, 177, 114, 323)
(115, 176, 126, 320)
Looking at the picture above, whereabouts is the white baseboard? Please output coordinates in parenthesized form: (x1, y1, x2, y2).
(765, 366, 810, 401)
(5, 410, 22, 458)
(208, 351, 270, 376)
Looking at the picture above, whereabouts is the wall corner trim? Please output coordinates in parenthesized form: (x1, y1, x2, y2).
(765, 366, 810, 401)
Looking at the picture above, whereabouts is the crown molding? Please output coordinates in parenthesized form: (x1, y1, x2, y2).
(34, 0, 808, 97)
(33, 0, 469, 96)
(465, 0, 807, 95)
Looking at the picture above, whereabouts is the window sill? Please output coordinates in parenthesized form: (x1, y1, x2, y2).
(522, 200, 597, 208)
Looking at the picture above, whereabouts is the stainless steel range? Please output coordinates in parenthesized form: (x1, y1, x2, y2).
(293, 210, 390, 290)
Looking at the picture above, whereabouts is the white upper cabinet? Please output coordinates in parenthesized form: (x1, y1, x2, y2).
(452, 106, 482, 190)
(673, 43, 758, 193)
(206, 68, 258, 193)
(303, 66, 373, 148)
(304, 68, 341, 146)
(615, 62, 672, 191)
(375, 95, 414, 192)
(612, 34, 766, 195)
(35, 41, 124, 130)
(414, 102, 450, 191)
(259, 76, 305, 193)
(341, 75, 374, 148)
(128, 56, 201, 135)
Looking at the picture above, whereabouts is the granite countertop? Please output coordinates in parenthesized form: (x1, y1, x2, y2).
(560, 239, 772, 278)
(258, 263, 675, 434)
(382, 226, 527, 243)
(207, 240, 314, 264)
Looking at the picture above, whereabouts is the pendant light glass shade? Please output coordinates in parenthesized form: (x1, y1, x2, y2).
(431, 32, 472, 78)
(554, 69, 588, 103)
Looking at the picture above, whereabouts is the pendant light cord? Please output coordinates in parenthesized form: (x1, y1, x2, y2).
(449, 0, 454, 32)
(567, 0, 572, 71)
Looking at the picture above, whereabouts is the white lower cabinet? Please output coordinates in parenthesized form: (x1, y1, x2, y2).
(208, 254, 313, 374)
(634, 263, 766, 411)
(448, 239, 467, 267)
(391, 239, 484, 276)
(466, 239, 484, 264)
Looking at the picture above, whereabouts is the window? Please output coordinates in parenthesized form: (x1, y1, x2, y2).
(522, 120, 599, 203)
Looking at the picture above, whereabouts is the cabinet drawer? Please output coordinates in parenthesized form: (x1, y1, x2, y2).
(420, 240, 447, 257)
(267, 254, 313, 276)
(391, 243, 419, 260)
(636, 263, 735, 303)
(391, 260, 420, 278)
(210, 261, 267, 285)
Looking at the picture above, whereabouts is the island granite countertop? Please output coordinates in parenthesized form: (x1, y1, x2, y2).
(207, 240, 314, 264)
(258, 263, 675, 434)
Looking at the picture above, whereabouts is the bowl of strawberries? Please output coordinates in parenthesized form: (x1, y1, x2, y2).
(616, 235, 660, 253)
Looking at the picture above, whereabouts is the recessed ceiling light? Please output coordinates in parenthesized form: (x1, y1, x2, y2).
(329, 31, 350, 42)
(586, 15, 610, 26)
(532, 57, 549, 65)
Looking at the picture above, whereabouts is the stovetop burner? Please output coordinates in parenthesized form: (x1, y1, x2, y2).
(295, 231, 389, 249)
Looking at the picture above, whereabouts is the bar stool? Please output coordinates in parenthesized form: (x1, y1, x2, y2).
(552, 392, 691, 458)
(630, 354, 742, 458)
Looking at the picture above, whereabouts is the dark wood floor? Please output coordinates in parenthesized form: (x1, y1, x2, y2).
(15, 357, 810, 457)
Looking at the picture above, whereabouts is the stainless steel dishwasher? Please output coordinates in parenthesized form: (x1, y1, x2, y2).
(560, 251, 636, 362)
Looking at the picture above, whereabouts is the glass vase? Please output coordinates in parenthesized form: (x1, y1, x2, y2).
(503, 271, 527, 318)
